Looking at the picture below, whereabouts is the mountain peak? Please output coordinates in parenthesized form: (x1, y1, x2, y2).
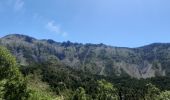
(2, 34, 36, 43)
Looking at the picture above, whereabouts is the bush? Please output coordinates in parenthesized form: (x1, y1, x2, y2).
(0, 46, 30, 100)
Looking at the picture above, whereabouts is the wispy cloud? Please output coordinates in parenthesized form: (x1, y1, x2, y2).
(46, 20, 68, 37)
(14, 0, 24, 11)
(4, 0, 25, 12)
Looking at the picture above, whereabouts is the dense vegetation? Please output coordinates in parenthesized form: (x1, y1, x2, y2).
(1, 35, 170, 99)
(20, 57, 170, 100)
(0, 46, 29, 100)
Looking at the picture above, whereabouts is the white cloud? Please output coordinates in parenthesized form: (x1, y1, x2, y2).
(4, 0, 24, 11)
(46, 20, 68, 37)
(14, 0, 24, 11)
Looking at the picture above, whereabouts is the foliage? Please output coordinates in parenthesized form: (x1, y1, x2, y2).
(20, 60, 170, 100)
(0, 46, 30, 100)
(145, 83, 160, 100)
(72, 87, 87, 100)
(27, 74, 57, 100)
(96, 79, 118, 100)
(158, 91, 170, 100)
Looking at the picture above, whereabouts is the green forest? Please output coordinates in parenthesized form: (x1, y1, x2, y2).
(1, 46, 170, 100)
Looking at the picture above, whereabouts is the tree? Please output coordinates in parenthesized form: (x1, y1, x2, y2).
(145, 83, 160, 100)
(0, 46, 29, 100)
(73, 87, 87, 100)
(96, 79, 118, 100)
(158, 91, 170, 100)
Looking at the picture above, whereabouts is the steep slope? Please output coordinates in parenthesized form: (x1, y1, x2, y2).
(0, 34, 169, 78)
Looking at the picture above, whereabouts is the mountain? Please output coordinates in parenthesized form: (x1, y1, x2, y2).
(1, 34, 170, 78)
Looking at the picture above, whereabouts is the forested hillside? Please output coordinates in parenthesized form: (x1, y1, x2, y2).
(1, 45, 170, 99)
(1, 34, 170, 99)
(1, 0, 170, 99)
(1, 34, 170, 78)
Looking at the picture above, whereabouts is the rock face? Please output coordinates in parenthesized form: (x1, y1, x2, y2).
(0, 34, 169, 78)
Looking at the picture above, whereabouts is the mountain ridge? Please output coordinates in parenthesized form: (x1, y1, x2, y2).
(2, 33, 169, 48)
(1, 34, 170, 78)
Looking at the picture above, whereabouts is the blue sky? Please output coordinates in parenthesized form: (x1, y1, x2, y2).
(0, 0, 170, 47)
